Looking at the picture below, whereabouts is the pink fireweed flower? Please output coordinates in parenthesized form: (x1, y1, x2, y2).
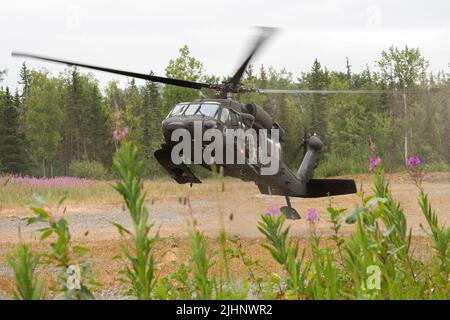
(113, 129, 120, 141)
(407, 155, 424, 189)
(407, 155, 421, 168)
(266, 206, 281, 217)
(368, 156, 381, 171)
(306, 208, 319, 222)
(113, 127, 129, 141)
(11, 175, 99, 188)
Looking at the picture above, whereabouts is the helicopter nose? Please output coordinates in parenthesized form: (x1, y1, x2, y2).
(164, 118, 215, 144)
(203, 119, 217, 129)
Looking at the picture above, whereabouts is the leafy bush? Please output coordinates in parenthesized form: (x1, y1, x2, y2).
(258, 167, 449, 299)
(424, 160, 450, 172)
(69, 160, 108, 180)
(315, 153, 367, 177)
(257, 214, 309, 299)
(24, 196, 97, 300)
(112, 142, 158, 300)
(6, 244, 44, 300)
(188, 229, 213, 299)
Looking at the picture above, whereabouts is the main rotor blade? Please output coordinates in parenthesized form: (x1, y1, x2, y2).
(228, 27, 277, 85)
(257, 89, 389, 94)
(12, 52, 211, 90)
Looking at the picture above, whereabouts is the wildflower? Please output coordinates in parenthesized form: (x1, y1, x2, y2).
(11, 176, 98, 188)
(112, 102, 128, 142)
(368, 138, 381, 171)
(368, 156, 381, 171)
(266, 206, 281, 217)
(113, 127, 129, 142)
(407, 155, 421, 168)
(407, 155, 425, 189)
(306, 208, 319, 222)
(113, 129, 121, 141)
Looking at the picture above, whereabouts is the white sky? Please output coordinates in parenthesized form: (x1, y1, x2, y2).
(1, 0, 450, 90)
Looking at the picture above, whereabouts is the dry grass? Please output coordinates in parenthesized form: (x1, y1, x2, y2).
(0, 177, 246, 214)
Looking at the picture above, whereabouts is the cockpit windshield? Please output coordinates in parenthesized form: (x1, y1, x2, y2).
(169, 103, 188, 117)
(196, 104, 219, 118)
(183, 104, 200, 115)
(167, 102, 221, 118)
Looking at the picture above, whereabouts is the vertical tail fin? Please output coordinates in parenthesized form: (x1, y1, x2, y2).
(297, 135, 323, 183)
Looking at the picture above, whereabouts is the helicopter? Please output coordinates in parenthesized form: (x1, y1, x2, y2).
(12, 27, 384, 219)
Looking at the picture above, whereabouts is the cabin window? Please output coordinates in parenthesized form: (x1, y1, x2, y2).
(228, 111, 238, 126)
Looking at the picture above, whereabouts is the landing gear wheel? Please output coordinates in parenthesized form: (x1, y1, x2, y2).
(280, 206, 301, 220)
(281, 196, 301, 220)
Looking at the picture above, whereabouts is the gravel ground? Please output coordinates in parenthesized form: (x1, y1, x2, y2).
(0, 199, 212, 242)
(1, 174, 449, 243)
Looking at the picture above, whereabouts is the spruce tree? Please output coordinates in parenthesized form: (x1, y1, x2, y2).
(307, 59, 329, 140)
(259, 65, 268, 89)
(123, 78, 143, 144)
(62, 68, 84, 171)
(142, 76, 163, 176)
(18, 62, 31, 103)
(345, 57, 353, 89)
(87, 83, 112, 164)
(0, 88, 29, 174)
(442, 94, 450, 162)
(0, 69, 6, 83)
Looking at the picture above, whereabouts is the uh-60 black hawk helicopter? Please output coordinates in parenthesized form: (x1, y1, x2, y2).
(13, 27, 385, 219)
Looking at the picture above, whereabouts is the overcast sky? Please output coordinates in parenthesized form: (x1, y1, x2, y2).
(1, 0, 449, 90)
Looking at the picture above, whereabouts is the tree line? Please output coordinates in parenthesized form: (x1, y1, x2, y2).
(1, 45, 449, 178)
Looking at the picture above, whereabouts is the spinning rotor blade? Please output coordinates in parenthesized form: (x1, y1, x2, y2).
(257, 89, 389, 94)
(11, 52, 211, 90)
(228, 27, 277, 85)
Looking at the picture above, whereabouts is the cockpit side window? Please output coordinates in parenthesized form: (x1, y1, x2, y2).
(228, 111, 238, 126)
(220, 108, 230, 123)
